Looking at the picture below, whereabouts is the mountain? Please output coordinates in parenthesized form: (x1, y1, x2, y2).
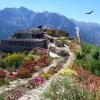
(0, 7, 100, 45)
(0, 7, 36, 39)
(72, 19, 100, 45)
(0, 7, 76, 39)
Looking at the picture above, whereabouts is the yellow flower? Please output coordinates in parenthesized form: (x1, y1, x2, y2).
(58, 67, 77, 77)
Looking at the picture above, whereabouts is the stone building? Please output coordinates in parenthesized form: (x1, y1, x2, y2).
(0, 28, 47, 52)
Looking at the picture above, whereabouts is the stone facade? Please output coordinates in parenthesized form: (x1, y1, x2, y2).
(0, 28, 47, 52)
(12, 32, 43, 39)
(0, 39, 47, 52)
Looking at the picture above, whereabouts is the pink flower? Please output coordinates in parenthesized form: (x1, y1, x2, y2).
(0, 78, 5, 81)
(33, 76, 44, 85)
(88, 82, 96, 92)
(0, 69, 6, 79)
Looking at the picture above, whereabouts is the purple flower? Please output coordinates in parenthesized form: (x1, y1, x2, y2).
(33, 76, 44, 85)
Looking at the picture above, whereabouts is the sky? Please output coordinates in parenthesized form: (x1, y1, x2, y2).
(0, 0, 100, 23)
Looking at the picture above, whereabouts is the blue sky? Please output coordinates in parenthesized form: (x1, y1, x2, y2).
(0, 0, 100, 23)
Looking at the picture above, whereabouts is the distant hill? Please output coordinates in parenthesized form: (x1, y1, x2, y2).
(71, 19, 100, 45)
(0, 7, 100, 45)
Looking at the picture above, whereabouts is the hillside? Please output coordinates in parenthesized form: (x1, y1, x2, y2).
(0, 33, 100, 99)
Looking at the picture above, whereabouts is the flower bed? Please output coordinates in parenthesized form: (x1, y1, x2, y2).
(0, 47, 69, 99)
(72, 65, 100, 92)
(0, 48, 52, 99)
(17, 48, 52, 79)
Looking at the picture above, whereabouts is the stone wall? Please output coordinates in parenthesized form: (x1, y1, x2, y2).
(0, 39, 47, 52)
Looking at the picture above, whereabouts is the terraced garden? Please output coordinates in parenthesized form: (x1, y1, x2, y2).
(0, 37, 100, 100)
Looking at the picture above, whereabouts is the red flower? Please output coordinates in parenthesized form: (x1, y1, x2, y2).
(0, 69, 6, 79)
(9, 72, 17, 79)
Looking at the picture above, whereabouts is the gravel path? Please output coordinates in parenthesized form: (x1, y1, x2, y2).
(19, 45, 75, 100)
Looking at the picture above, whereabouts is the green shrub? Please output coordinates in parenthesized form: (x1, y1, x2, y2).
(2, 53, 25, 72)
(74, 59, 91, 70)
(0, 79, 9, 86)
(0, 93, 5, 100)
(75, 52, 84, 59)
(90, 60, 100, 76)
(92, 51, 100, 60)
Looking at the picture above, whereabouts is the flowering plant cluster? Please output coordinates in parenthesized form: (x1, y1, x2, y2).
(0, 69, 6, 80)
(17, 67, 32, 78)
(17, 48, 52, 78)
(0, 69, 7, 86)
(25, 76, 45, 88)
(4, 76, 45, 100)
(31, 47, 48, 56)
(9, 72, 17, 79)
(5, 85, 27, 100)
(72, 65, 100, 92)
(32, 76, 44, 85)
(39, 72, 51, 80)
(31, 48, 51, 66)
(58, 67, 77, 77)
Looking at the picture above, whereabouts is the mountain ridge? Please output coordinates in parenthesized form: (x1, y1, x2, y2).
(0, 7, 100, 45)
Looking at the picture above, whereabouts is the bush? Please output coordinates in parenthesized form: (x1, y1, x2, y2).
(40, 72, 51, 80)
(74, 59, 92, 70)
(58, 67, 77, 77)
(17, 67, 32, 78)
(92, 51, 100, 60)
(0, 93, 5, 100)
(2, 53, 25, 72)
(75, 52, 84, 59)
(58, 36, 68, 44)
(91, 60, 100, 76)
(0, 79, 9, 86)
